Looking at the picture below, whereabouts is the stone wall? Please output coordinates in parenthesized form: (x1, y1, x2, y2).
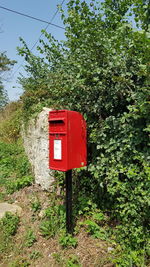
(22, 108, 54, 190)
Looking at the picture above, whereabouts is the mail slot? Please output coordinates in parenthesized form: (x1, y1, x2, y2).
(49, 110, 87, 171)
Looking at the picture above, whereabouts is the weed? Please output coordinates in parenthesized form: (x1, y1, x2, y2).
(0, 212, 19, 254)
(29, 250, 42, 260)
(75, 197, 106, 223)
(112, 247, 146, 267)
(66, 255, 81, 267)
(40, 220, 56, 238)
(92, 212, 105, 223)
(52, 252, 65, 266)
(84, 220, 107, 240)
(94, 255, 113, 267)
(0, 192, 5, 201)
(6, 175, 33, 194)
(8, 258, 30, 267)
(30, 198, 41, 213)
(0, 212, 19, 237)
(16, 156, 31, 176)
(0, 142, 33, 195)
(76, 197, 96, 216)
(40, 203, 65, 238)
(59, 233, 78, 248)
(25, 229, 36, 247)
(0, 101, 22, 143)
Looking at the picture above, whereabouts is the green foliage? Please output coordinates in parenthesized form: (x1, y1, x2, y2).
(52, 252, 65, 266)
(0, 212, 19, 237)
(40, 220, 56, 238)
(75, 196, 97, 216)
(75, 197, 106, 220)
(92, 212, 105, 222)
(24, 229, 36, 247)
(17, 0, 150, 264)
(54, 170, 65, 191)
(0, 101, 22, 143)
(0, 52, 16, 72)
(6, 176, 33, 194)
(52, 253, 81, 267)
(59, 233, 78, 248)
(84, 220, 107, 240)
(112, 246, 147, 267)
(29, 250, 42, 260)
(65, 255, 81, 267)
(0, 212, 19, 253)
(0, 141, 34, 194)
(30, 198, 41, 213)
(9, 258, 30, 267)
(40, 202, 65, 238)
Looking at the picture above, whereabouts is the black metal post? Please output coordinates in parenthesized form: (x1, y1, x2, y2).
(65, 170, 72, 233)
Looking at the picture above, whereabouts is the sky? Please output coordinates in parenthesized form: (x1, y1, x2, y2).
(0, 0, 68, 101)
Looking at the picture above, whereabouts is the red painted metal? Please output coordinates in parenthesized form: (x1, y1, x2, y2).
(49, 110, 87, 171)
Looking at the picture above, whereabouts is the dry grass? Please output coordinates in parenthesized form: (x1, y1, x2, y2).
(0, 185, 114, 267)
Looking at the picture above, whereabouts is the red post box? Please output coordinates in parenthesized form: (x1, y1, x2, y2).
(49, 110, 87, 171)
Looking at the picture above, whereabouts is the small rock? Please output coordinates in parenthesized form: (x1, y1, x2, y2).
(0, 202, 22, 219)
(38, 209, 45, 218)
(107, 247, 114, 253)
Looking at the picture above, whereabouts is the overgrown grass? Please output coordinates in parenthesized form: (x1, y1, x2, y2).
(0, 101, 22, 143)
(0, 212, 19, 255)
(0, 141, 34, 196)
(39, 197, 66, 238)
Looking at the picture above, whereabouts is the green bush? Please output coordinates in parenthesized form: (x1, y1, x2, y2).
(112, 247, 147, 267)
(17, 0, 150, 264)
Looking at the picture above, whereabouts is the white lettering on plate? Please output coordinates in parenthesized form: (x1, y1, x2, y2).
(54, 140, 62, 160)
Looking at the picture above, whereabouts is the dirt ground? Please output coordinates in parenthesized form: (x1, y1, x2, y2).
(0, 185, 114, 267)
